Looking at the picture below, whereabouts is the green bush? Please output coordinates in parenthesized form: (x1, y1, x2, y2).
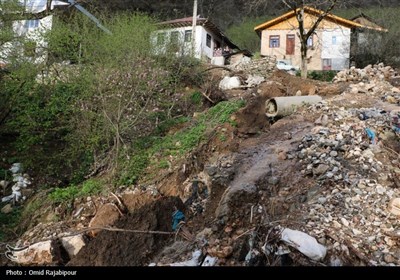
(308, 70, 337, 82)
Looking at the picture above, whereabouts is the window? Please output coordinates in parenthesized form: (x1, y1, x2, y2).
(332, 36, 337, 45)
(307, 35, 313, 48)
(206, 34, 211, 48)
(25, 19, 39, 29)
(170, 31, 179, 43)
(157, 32, 166, 45)
(169, 31, 180, 52)
(269, 35, 280, 48)
(286, 34, 295, 55)
(322, 59, 332, 70)
(184, 30, 192, 42)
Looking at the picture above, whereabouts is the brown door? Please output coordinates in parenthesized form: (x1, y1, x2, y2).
(286, 34, 295, 55)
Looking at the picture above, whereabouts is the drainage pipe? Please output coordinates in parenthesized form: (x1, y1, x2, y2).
(265, 96, 322, 118)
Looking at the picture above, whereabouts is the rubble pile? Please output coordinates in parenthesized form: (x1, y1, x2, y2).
(291, 101, 400, 265)
(332, 64, 400, 101)
(333, 63, 399, 83)
(229, 56, 277, 78)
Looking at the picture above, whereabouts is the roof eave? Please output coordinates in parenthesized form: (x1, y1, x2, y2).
(254, 6, 362, 31)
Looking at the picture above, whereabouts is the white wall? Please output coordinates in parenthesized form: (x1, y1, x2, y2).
(0, 0, 61, 65)
(20, 0, 68, 13)
(10, 15, 53, 64)
(321, 28, 351, 70)
(152, 25, 220, 61)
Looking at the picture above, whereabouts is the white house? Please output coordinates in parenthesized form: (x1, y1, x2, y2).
(153, 16, 239, 63)
(0, 0, 68, 65)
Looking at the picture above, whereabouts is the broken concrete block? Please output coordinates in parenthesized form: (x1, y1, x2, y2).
(61, 235, 86, 258)
(9, 240, 62, 265)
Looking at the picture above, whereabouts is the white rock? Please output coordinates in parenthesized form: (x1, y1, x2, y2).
(219, 76, 241, 90)
(340, 218, 350, 227)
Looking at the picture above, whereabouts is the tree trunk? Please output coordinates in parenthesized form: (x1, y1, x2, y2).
(300, 42, 308, 79)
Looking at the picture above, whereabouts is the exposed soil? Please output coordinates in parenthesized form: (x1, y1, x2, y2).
(67, 196, 184, 266)
(5, 66, 400, 267)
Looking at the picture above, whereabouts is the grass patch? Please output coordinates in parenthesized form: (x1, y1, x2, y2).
(49, 178, 104, 204)
(189, 91, 203, 105)
(119, 100, 245, 185)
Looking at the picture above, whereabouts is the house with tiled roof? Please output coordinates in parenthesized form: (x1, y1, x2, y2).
(254, 7, 386, 71)
(154, 16, 239, 63)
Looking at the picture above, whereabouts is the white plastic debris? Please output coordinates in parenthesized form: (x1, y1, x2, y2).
(201, 255, 217, 266)
(281, 228, 327, 261)
(2, 164, 31, 203)
(9, 163, 22, 174)
(170, 250, 202, 266)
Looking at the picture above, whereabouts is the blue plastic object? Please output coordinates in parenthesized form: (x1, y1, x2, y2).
(172, 210, 185, 231)
(365, 128, 376, 144)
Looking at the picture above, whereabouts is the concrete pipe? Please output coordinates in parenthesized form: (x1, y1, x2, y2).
(265, 96, 322, 118)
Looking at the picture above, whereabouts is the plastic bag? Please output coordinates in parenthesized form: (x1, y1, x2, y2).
(281, 228, 327, 261)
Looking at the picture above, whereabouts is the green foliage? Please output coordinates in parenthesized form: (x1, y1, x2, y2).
(3, 78, 84, 179)
(0, 167, 11, 181)
(0, 205, 22, 242)
(1, 10, 243, 189)
(154, 116, 189, 136)
(202, 99, 246, 124)
(0, 0, 23, 47)
(118, 152, 150, 185)
(49, 179, 103, 204)
(157, 159, 170, 169)
(308, 70, 337, 82)
(118, 100, 245, 185)
(190, 91, 203, 105)
(226, 17, 268, 52)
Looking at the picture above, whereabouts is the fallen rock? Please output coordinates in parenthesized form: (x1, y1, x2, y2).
(61, 235, 86, 258)
(314, 164, 330, 176)
(9, 240, 62, 265)
(388, 198, 400, 216)
(219, 76, 241, 90)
